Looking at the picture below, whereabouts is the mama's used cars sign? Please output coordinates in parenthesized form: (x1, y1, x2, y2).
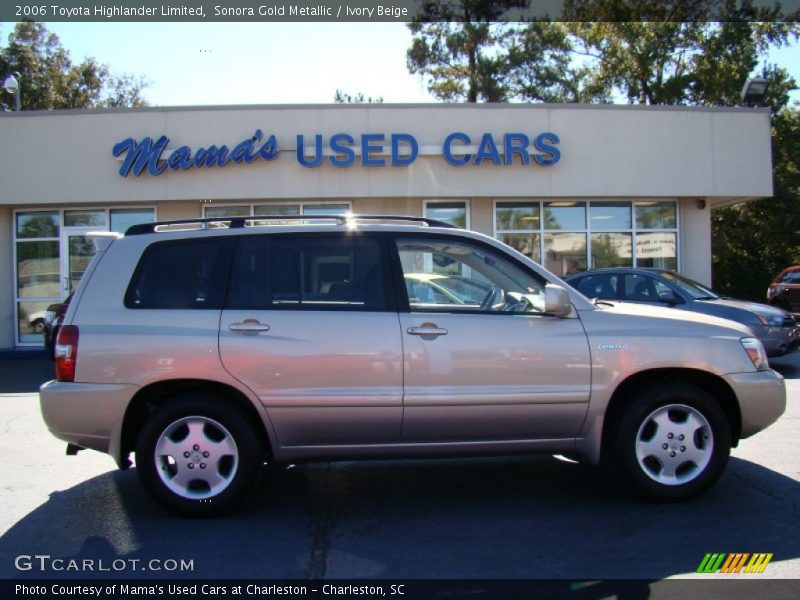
(112, 130, 561, 177)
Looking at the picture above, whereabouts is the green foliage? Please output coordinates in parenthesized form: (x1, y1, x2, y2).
(1, 21, 148, 110)
(712, 108, 800, 300)
(333, 90, 384, 103)
(407, 1, 528, 102)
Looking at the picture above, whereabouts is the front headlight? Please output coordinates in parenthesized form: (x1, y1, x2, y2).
(755, 313, 785, 327)
(741, 337, 769, 371)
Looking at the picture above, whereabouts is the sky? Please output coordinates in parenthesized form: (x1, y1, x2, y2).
(40, 23, 436, 105)
(9, 22, 800, 106)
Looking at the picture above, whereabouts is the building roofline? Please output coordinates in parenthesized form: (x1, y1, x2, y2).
(0, 102, 772, 118)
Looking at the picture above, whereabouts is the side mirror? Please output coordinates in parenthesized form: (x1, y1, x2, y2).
(544, 284, 573, 317)
(658, 290, 681, 305)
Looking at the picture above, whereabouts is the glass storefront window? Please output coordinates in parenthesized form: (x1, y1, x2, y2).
(636, 232, 677, 270)
(545, 232, 587, 276)
(205, 205, 250, 218)
(544, 202, 586, 230)
(498, 233, 541, 263)
(496, 202, 539, 230)
(111, 208, 155, 233)
(302, 204, 349, 215)
(64, 210, 106, 227)
(591, 233, 632, 268)
(16, 212, 59, 239)
(16, 241, 60, 298)
(18, 300, 53, 343)
(254, 204, 301, 216)
(636, 202, 677, 229)
(425, 201, 468, 228)
(590, 202, 631, 231)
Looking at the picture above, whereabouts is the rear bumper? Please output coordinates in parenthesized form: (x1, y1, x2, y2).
(723, 370, 786, 438)
(39, 380, 137, 463)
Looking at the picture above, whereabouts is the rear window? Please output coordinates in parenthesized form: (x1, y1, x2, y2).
(125, 238, 233, 309)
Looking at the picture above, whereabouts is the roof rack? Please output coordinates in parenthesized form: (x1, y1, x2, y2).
(125, 214, 458, 236)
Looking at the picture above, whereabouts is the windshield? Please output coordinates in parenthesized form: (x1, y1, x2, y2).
(660, 272, 720, 300)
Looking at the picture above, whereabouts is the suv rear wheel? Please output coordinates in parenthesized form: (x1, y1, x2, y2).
(614, 383, 731, 500)
(135, 395, 264, 516)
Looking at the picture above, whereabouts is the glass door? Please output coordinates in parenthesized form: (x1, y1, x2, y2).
(61, 228, 104, 296)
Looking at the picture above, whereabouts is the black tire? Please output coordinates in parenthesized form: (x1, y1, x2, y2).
(135, 394, 265, 516)
(613, 383, 731, 501)
(31, 319, 45, 333)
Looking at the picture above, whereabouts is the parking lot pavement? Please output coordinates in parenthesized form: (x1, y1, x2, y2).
(0, 352, 798, 581)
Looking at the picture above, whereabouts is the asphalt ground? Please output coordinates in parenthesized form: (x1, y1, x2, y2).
(0, 351, 798, 587)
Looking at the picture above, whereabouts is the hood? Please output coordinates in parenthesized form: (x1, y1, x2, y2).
(699, 298, 789, 318)
(596, 301, 755, 336)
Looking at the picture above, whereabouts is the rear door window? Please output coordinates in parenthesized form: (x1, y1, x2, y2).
(574, 273, 618, 299)
(227, 234, 391, 311)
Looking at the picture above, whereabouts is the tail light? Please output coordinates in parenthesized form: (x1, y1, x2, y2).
(55, 325, 79, 382)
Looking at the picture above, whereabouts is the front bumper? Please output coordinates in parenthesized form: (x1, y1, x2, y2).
(752, 323, 800, 357)
(39, 380, 137, 462)
(723, 370, 786, 439)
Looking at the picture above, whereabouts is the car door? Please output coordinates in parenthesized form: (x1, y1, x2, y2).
(219, 232, 403, 447)
(392, 234, 592, 442)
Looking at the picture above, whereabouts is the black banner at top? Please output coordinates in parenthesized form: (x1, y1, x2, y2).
(1, 0, 799, 23)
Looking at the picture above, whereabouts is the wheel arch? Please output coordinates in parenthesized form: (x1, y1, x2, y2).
(119, 379, 275, 468)
(601, 368, 742, 459)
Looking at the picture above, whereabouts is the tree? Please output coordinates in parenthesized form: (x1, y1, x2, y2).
(407, 1, 528, 102)
(712, 107, 800, 300)
(333, 90, 384, 103)
(0, 21, 148, 110)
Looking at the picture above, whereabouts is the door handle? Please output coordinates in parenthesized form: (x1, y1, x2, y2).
(229, 320, 270, 333)
(407, 326, 448, 337)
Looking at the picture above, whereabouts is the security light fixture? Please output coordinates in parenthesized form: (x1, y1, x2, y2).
(2, 72, 21, 111)
(741, 77, 769, 107)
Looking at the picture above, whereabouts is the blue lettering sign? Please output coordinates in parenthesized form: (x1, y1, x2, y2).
(503, 133, 531, 165)
(297, 134, 324, 168)
(113, 136, 169, 177)
(533, 132, 561, 166)
(113, 131, 279, 177)
(442, 132, 472, 166)
(391, 133, 418, 166)
(330, 133, 356, 168)
(475, 133, 502, 166)
(361, 134, 386, 167)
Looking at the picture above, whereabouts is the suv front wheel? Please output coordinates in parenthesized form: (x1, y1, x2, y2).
(135, 395, 264, 516)
(614, 383, 731, 500)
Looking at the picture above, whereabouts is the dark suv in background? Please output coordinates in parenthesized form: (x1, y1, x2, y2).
(566, 268, 800, 357)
